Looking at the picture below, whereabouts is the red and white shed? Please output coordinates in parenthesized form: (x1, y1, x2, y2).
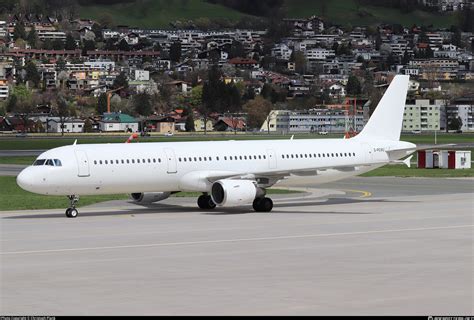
(417, 150, 471, 169)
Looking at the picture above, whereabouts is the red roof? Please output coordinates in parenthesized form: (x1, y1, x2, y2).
(228, 57, 257, 65)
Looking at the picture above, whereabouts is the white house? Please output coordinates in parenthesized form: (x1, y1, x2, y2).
(47, 118, 85, 133)
(305, 48, 335, 61)
(271, 43, 293, 61)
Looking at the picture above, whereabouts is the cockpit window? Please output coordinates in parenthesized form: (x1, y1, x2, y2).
(33, 159, 46, 166)
(33, 159, 62, 166)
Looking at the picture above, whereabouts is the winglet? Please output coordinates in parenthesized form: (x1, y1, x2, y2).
(290, 135, 294, 140)
(73, 139, 77, 145)
(403, 155, 413, 168)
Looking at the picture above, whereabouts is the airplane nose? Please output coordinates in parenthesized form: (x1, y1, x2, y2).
(17, 168, 36, 192)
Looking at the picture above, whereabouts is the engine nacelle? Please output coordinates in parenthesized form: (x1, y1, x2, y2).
(130, 192, 171, 204)
(211, 179, 257, 207)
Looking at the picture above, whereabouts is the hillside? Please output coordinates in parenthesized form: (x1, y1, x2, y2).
(77, 0, 248, 29)
(57, 0, 457, 29)
(284, 0, 457, 29)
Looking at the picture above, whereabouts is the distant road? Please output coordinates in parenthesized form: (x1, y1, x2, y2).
(0, 150, 46, 157)
(0, 164, 26, 176)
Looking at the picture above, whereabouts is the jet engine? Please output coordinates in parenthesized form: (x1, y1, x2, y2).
(130, 192, 171, 204)
(211, 179, 257, 206)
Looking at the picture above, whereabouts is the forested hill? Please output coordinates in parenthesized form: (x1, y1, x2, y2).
(0, 0, 468, 30)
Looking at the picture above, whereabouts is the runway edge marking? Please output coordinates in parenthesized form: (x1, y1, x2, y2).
(2, 224, 473, 256)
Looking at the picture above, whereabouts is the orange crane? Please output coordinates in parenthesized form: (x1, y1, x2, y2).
(106, 86, 124, 113)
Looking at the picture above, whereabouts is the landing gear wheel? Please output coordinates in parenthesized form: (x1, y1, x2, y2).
(65, 208, 78, 218)
(65, 195, 80, 218)
(197, 194, 216, 210)
(253, 197, 273, 212)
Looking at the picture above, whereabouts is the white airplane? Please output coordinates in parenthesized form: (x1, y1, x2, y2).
(17, 75, 416, 218)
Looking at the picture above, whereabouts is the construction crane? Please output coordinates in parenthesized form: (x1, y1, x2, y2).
(344, 97, 358, 139)
(106, 86, 124, 113)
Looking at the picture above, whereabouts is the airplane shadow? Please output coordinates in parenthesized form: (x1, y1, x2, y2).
(4, 197, 415, 219)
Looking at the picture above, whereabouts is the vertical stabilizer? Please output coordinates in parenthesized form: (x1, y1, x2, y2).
(356, 75, 409, 141)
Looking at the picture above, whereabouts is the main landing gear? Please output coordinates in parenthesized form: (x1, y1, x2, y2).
(252, 197, 273, 212)
(197, 194, 216, 210)
(65, 195, 79, 218)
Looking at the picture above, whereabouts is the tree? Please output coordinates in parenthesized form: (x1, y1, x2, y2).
(133, 92, 152, 116)
(448, 116, 463, 131)
(56, 57, 66, 71)
(97, 93, 108, 114)
(9, 85, 36, 132)
(25, 61, 41, 88)
(113, 71, 128, 90)
(42, 39, 53, 50)
(54, 93, 71, 136)
(13, 22, 26, 41)
(346, 75, 361, 96)
(292, 50, 307, 74)
(118, 38, 129, 51)
(83, 118, 93, 133)
(82, 39, 96, 55)
(228, 40, 245, 59)
(242, 96, 273, 130)
(185, 113, 195, 132)
(52, 39, 65, 50)
(26, 25, 37, 48)
(65, 33, 76, 50)
(169, 41, 182, 63)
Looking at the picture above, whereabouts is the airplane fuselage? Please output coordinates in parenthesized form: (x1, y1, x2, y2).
(17, 138, 415, 196)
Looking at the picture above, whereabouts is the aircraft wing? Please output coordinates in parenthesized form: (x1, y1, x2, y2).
(197, 162, 383, 187)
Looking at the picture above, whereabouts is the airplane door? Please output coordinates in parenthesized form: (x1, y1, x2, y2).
(362, 143, 373, 163)
(75, 150, 90, 177)
(267, 149, 277, 169)
(164, 148, 177, 174)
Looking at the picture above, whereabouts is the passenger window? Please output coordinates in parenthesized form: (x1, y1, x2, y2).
(258, 155, 261, 159)
(152, 159, 156, 163)
(115, 160, 119, 164)
(281, 155, 284, 159)
(100, 160, 103, 164)
(210, 157, 213, 161)
(295, 154, 298, 158)
(215, 157, 218, 161)
(204, 157, 207, 161)
(105, 160, 108, 164)
(183, 158, 187, 162)
(126, 159, 129, 164)
(121, 160, 124, 164)
(244, 156, 247, 160)
(94, 160, 97, 165)
(158, 158, 161, 163)
(189, 157, 192, 162)
(239, 156, 242, 160)
(263, 155, 266, 159)
(224, 156, 227, 160)
(137, 159, 141, 163)
(131, 159, 135, 164)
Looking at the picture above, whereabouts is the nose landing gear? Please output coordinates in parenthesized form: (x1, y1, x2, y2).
(65, 195, 79, 218)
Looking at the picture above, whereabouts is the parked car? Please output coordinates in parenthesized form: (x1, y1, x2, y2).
(318, 131, 328, 135)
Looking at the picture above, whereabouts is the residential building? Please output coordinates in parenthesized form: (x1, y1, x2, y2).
(46, 118, 85, 133)
(100, 113, 139, 132)
(0, 79, 9, 99)
(403, 99, 442, 132)
(260, 109, 365, 133)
